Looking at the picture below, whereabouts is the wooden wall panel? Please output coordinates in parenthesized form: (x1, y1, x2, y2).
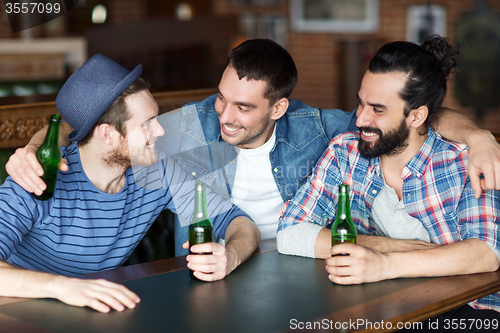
(0, 88, 216, 149)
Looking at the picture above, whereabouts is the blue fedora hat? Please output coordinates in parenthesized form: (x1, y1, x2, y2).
(55, 54, 142, 141)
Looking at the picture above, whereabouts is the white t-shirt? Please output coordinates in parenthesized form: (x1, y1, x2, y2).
(231, 126, 284, 240)
(371, 181, 431, 242)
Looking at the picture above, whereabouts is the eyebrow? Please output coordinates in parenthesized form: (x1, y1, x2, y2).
(218, 89, 258, 109)
(357, 93, 387, 110)
(141, 115, 157, 126)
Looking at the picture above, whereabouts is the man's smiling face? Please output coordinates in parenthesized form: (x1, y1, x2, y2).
(215, 66, 277, 149)
(355, 70, 411, 158)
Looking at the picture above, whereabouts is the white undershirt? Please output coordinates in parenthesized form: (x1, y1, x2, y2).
(371, 181, 431, 242)
(231, 125, 284, 240)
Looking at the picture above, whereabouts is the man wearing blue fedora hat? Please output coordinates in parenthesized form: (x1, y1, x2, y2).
(0, 54, 260, 313)
(7, 39, 500, 252)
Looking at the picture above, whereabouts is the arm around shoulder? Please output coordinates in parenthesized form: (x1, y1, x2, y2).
(431, 107, 500, 196)
(5, 121, 72, 194)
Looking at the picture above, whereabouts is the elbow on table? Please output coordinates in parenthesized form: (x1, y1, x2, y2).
(276, 229, 288, 255)
(488, 256, 500, 272)
(276, 227, 298, 256)
(276, 223, 320, 258)
(476, 241, 500, 273)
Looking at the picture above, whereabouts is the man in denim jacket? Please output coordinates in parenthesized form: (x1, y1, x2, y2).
(8, 39, 500, 256)
(154, 39, 500, 255)
(158, 82, 357, 254)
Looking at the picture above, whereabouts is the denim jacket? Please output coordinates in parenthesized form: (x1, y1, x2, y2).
(156, 94, 357, 203)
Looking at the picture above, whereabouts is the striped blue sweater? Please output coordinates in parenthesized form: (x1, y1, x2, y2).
(0, 142, 247, 276)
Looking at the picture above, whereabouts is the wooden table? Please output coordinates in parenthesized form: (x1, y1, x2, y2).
(0, 239, 499, 333)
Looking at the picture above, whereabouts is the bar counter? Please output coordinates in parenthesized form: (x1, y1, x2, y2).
(0, 239, 499, 333)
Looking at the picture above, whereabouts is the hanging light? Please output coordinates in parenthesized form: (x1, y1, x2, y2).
(92, 4, 107, 24)
(176, 3, 193, 21)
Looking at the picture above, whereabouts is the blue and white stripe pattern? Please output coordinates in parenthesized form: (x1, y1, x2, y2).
(0, 141, 247, 276)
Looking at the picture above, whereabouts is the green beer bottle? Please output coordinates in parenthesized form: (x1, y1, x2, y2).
(188, 182, 214, 280)
(32, 114, 62, 201)
(331, 184, 357, 256)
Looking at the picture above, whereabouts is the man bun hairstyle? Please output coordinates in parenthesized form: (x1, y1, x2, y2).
(369, 35, 458, 120)
(421, 35, 458, 80)
(226, 39, 298, 105)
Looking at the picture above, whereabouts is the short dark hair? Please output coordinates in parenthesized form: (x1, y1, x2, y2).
(226, 39, 298, 105)
(368, 35, 458, 121)
(79, 77, 150, 146)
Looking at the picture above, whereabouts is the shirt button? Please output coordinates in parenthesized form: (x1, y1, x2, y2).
(191, 172, 196, 177)
(372, 189, 377, 194)
(274, 168, 278, 172)
(230, 160, 235, 164)
(407, 194, 411, 200)
(224, 193, 228, 196)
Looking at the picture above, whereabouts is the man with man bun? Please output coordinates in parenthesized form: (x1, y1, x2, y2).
(278, 36, 500, 329)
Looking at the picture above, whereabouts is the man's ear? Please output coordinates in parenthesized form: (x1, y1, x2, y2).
(409, 105, 428, 128)
(96, 123, 119, 145)
(271, 97, 289, 121)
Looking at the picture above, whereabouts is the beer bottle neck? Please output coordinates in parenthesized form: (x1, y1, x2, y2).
(192, 183, 210, 224)
(337, 191, 351, 220)
(336, 184, 353, 222)
(44, 115, 61, 147)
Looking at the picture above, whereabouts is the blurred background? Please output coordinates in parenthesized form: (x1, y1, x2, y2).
(2, 0, 500, 186)
(0, 0, 498, 262)
(0, 0, 499, 126)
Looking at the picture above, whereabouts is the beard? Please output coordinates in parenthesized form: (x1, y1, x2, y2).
(103, 136, 158, 170)
(358, 118, 410, 159)
(103, 138, 132, 170)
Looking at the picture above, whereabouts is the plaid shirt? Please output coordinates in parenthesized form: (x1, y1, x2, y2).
(278, 127, 500, 312)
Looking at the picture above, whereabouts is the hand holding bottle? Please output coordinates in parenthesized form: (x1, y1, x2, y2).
(326, 243, 390, 284)
(32, 114, 62, 200)
(326, 184, 391, 284)
(187, 182, 215, 281)
(183, 241, 230, 282)
(6, 119, 70, 195)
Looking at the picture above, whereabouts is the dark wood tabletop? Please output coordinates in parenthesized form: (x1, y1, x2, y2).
(0, 239, 499, 333)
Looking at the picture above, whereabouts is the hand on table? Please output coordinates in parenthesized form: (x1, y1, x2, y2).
(183, 241, 229, 282)
(53, 276, 140, 313)
(325, 243, 389, 285)
(5, 144, 68, 195)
